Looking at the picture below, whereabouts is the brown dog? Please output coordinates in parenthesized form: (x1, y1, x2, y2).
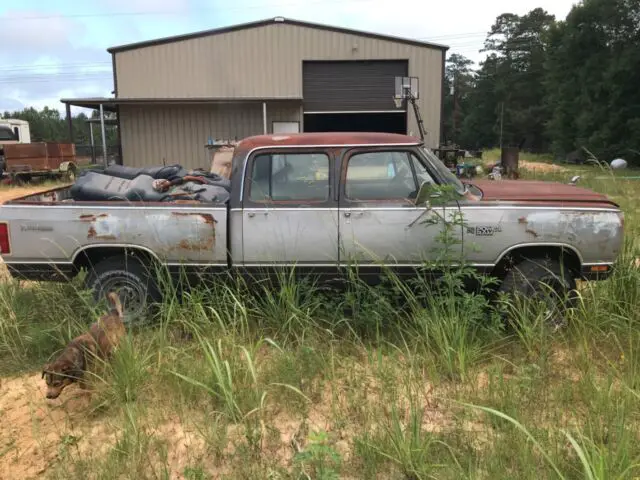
(42, 292, 125, 399)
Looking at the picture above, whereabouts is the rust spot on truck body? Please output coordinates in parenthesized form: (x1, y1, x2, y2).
(87, 225, 117, 241)
(171, 236, 215, 252)
(80, 213, 108, 222)
(167, 211, 217, 252)
(171, 211, 217, 225)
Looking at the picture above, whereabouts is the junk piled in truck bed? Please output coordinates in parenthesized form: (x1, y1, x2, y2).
(70, 163, 231, 203)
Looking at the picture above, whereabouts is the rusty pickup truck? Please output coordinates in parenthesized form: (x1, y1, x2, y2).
(0, 132, 625, 322)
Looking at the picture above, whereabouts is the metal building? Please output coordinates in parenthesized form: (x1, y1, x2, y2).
(62, 17, 448, 170)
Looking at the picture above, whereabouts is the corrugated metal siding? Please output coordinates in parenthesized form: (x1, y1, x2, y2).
(115, 22, 443, 146)
(119, 102, 302, 169)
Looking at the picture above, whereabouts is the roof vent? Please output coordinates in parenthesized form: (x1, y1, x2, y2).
(274, 16, 285, 22)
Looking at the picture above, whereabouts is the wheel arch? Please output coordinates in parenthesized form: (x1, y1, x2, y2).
(71, 244, 162, 274)
(491, 243, 583, 280)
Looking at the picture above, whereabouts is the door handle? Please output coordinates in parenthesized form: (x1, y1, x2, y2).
(344, 212, 351, 218)
(247, 212, 255, 218)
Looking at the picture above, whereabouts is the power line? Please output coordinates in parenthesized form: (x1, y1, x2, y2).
(4, 0, 375, 20)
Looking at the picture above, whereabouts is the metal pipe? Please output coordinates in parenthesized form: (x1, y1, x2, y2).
(65, 103, 73, 143)
(262, 102, 267, 134)
(99, 104, 107, 166)
(89, 122, 95, 164)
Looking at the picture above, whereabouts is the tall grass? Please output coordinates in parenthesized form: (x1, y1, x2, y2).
(0, 160, 639, 477)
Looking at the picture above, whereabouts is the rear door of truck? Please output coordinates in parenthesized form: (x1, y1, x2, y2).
(238, 147, 339, 271)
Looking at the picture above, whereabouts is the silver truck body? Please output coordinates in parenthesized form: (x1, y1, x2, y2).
(0, 133, 624, 288)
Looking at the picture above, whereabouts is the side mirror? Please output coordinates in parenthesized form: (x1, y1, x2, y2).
(414, 181, 441, 206)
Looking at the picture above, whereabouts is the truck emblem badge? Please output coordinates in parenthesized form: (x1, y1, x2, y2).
(467, 225, 501, 236)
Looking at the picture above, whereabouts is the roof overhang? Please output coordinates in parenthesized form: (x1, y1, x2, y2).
(60, 97, 303, 112)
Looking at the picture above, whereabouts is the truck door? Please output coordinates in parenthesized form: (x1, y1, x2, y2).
(338, 148, 462, 276)
(241, 149, 339, 270)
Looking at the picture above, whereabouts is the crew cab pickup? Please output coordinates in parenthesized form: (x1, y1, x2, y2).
(0, 132, 625, 321)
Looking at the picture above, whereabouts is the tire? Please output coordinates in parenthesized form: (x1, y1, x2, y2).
(497, 257, 577, 329)
(63, 165, 77, 183)
(84, 255, 162, 325)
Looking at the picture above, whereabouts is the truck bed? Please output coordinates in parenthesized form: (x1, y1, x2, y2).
(1, 185, 229, 267)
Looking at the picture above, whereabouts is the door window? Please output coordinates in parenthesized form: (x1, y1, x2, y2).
(248, 152, 330, 202)
(345, 151, 434, 201)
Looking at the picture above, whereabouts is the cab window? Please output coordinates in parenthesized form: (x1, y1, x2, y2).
(248, 152, 330, 202)
(345, 151, 435, 201)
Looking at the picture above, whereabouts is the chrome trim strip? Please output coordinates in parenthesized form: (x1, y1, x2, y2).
(70, 243, 162, 264)
(164, 262, 227, 267)
(1, 204, 228, 211)
(304, 110, 406, 114)
(1, 203, 620, 213)
(493, 242, 584, 266)
(460, 206, 621, 212)
(233, 206, 620, 212)
(2, 260, 73, 265)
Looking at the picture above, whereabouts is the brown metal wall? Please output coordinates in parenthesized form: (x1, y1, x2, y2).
(115, 22, 444, 147)
(119, 102, 301, 169)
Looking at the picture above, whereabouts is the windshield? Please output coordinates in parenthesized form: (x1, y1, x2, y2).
(0, 126, 17, 142)
(420, 147, 466, 194)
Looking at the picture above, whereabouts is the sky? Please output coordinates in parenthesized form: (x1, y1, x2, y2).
(0, 0, 580, 114)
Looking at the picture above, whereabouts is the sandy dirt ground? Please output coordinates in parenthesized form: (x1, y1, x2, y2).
(519, 160, 568, 173)
(482, 159, 569, 174)
(0, 375, 98, 479)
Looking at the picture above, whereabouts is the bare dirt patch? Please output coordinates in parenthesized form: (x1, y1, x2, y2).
(0, 373, 97, 479)
(519, 160, 568, 173)
(482, 159, 568, 174)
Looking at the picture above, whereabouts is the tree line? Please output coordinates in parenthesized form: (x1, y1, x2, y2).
(442, 0, 640, 165)
(2, 107, 118, 149)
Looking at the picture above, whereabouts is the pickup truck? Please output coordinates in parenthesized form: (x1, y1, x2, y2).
(0, 132, 625, 322)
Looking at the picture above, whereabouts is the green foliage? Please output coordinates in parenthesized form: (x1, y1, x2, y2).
(293, 430, 342, 480)
(2, 106, 118, 147)
(446, 1, 640, 166)
(544, 0, 640, 164)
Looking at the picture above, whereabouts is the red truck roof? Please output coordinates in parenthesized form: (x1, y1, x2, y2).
(235, 132, 422, 151)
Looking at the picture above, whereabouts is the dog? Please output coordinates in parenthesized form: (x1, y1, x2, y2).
(42, 292, 126, 399)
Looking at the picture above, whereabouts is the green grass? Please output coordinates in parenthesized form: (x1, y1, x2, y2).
(1, 160, 639, 479)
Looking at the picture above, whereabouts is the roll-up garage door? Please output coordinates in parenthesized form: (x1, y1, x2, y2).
(302, 60, 409, 113)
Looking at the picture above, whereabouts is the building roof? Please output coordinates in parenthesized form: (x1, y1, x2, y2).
(236, 132, 422, 151)
(107, 17, 449, 54)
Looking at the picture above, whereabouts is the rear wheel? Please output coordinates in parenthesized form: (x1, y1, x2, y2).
(84, 255, 162, 325)
(497, 257, 577, 330)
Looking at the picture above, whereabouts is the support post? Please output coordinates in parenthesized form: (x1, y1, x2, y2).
(89, 121, 95, 164)
(65, 103, 73, 143)
(99, 104, 107, 166)
(262, 102, 267, 134)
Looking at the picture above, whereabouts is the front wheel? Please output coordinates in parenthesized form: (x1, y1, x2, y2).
(497, 257, 577, 329)
(84, 255, 162, 325)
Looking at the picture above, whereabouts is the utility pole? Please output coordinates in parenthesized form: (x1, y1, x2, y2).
(452, 73, 458, 144)
(499, 101, 504, 150)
